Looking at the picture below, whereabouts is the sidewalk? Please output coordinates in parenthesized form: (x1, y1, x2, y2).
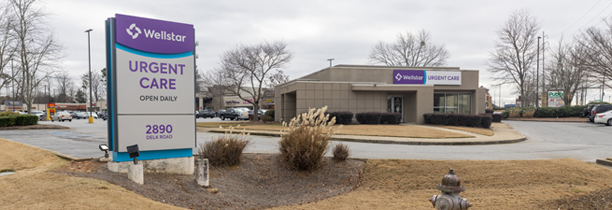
(201, 122, 526, 145)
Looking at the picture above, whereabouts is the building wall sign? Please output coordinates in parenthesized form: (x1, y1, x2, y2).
(393, 70, 461, 85)
(106, 14, 195, 161)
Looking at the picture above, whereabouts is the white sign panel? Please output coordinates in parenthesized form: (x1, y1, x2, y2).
(115, 48, 194, 114)
(116, 115, 195, 152)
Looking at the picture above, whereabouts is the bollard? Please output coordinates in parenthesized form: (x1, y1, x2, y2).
(195, 158, 209, 187)
(128, 163, 144, 185)
(429, 169, 471, 210)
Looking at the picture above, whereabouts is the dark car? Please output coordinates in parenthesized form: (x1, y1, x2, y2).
(584, 104, 596, 117)
(196, 110, 215, 118)
(219, 108, 244, 120)
(590, 104, 612, 122)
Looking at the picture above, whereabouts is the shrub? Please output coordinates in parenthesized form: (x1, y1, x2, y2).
(492, 114, 502, 122)
(261, 115, 274, 122)
(423, 113, 485, 128)
(279, 106, 341, 171)
(0, 112, 19, 117)
(332, 143, 350, 161)
(480, 114, 492, 128)
(485, 109, 494, 114)
(328, 111, 353, 125)
(380, 113, 401, 124)
(355, 112, 382, 124)
(0, 115, 37, 127)
(197, 126, 250, 167)
(265, 110, 275, 118)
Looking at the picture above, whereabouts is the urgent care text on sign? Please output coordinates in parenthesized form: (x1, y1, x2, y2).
(110, 14, 195, 154)
(393, 70, 461, 85)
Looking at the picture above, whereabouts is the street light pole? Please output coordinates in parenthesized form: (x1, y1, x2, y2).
(327, 58, 334, 68)
(85, 29, 93, 123)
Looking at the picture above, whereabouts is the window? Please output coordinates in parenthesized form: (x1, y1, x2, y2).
(433, 93, 471, 114)
(434, 94, 445, 113)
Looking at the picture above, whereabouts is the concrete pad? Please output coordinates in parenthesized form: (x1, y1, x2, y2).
(108, 156, 194, 175)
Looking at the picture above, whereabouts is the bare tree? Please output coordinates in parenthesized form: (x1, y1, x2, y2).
(0, 2, 16, 92)
(81, 70, 104, 102)
(544, 38, 589, 106)
(369, 30, 449, 67)
(266, 69, 289, 89)
(487, 9, 540, 107)
(574, 16, 612, 94)
(208, 41, 292, 120)
(54, 72, 74, 102)
(9, 0, 62, 113)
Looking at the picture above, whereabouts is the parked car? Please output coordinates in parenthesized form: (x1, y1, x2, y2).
(248, 109, 267, 119)
(196, 110, 215, 118)
(97, 111, 107, 120)
(217, 110, 226, 118)
(584, 104, 596, 117)
(590, 105, 612, 122)
(51, 111, 72, 122)
(219, 108, 248, 120)
(594, 110, 612, 125)
(74, 112, 88, 119)
(30, 110, 44, 121)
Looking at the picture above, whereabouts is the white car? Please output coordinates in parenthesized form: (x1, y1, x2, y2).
(30, 110, 45, 121)
(594, 110, 612, 125)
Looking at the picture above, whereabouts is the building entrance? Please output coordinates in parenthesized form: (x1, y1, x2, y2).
(387, 95, 403, 122)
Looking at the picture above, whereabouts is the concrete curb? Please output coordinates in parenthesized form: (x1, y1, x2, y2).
(206, 128, 527, 146)
(596, 159, 612, 167)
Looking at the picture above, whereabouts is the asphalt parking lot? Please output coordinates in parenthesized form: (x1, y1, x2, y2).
(3, 118, 612, 162)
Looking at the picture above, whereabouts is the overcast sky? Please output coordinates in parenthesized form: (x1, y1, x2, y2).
(32, 0, 612, 105)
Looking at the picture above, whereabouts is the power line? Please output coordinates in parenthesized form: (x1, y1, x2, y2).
(557, 0, 602, 37)
(579, 1, 612, 29)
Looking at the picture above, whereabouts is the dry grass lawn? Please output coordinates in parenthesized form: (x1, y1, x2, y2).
(271, 159, 612, 210)
(3, 137, 611, 209)
(0, 138, 183, 210)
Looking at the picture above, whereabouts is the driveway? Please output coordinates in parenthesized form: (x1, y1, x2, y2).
(1, 119, 610, 162)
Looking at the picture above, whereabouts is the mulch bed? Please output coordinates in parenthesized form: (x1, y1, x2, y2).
(53, 153, 365, 210)
(0, 124, 70, 130)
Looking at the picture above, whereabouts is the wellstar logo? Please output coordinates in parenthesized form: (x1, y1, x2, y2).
(126, 23, 141, 39)
(126, 23, 187, 42)
(395, 73, 402, 81)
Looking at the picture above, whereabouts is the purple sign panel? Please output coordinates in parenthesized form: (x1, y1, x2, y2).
(393, 70, 425, 84)
(115, 14, 194, 54)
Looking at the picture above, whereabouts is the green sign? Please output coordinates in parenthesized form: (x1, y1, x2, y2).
(548, 91, 564, 98)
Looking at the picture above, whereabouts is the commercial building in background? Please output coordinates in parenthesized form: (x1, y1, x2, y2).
(274, 65, 486, 124)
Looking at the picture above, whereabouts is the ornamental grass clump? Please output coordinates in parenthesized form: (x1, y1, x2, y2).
(279, 106, 342, 171)
(332, 143, 350, 161)
(198, 126, 250, 167)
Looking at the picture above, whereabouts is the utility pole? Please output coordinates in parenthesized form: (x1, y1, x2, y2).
(536, 36, 541, 107)
(542, 31, 546, 101)
(11, 59, 14, 112)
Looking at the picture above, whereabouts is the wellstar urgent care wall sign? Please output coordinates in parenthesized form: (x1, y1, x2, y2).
(106, 14, 195, 161)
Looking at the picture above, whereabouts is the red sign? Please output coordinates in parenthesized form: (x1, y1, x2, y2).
(47, 103, 56, 108)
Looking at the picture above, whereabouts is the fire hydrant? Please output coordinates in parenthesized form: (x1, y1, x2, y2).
(429, 169, 472, 210)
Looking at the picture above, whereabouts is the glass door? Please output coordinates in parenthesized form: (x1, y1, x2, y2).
(387, 95, 403, 122)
